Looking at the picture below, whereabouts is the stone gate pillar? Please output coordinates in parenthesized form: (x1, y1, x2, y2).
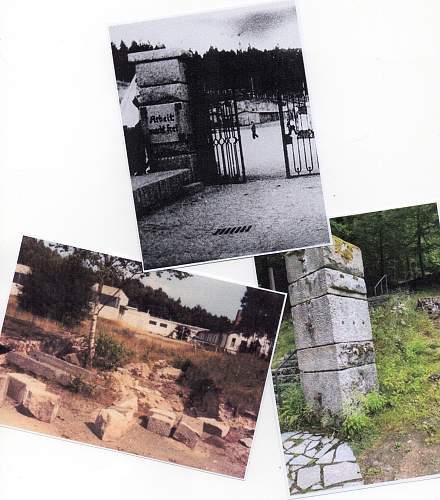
(128, 48, 197, 176)
(284, 237, 378, 419)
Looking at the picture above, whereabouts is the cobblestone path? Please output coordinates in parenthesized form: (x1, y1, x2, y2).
(282, 431, 363, 496)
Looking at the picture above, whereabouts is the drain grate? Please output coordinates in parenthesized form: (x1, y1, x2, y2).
(213, 225, 252, 235)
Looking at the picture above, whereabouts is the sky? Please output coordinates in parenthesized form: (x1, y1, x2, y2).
(109, 0, 301, 55)
(142, 271, 247, 320)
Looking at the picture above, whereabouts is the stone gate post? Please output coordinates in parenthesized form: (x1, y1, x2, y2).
(128, 48, 197, 176)
(284, 237, 378, 419)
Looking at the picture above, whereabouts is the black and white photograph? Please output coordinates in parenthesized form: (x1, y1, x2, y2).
(110, 0, 330, 271)
(0, 236, 285, 478)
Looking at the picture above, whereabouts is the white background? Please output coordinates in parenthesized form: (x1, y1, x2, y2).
(1, 0, 440, 499)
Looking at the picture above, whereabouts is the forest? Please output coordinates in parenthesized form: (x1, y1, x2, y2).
(111, 41, 307, 94)
(255, 204, 440, 295)
(331, 203, 440, 292)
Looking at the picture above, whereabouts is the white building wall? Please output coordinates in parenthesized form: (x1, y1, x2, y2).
(98, 305, 120, 321)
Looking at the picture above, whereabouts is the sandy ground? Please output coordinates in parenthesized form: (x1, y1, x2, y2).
(240, 122, 319, 180)
(0, 388, 247, 478)
(358, 430, 440, 484)
(138, 173, 329, 269)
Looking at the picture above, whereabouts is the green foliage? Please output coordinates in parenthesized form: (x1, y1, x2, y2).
(341, 412, 372, 441)
(363, 391, 388, 415)
(69, 377, 95, 397)
(19, 248, 94, 327)
(331, 203, 440, 292)
(278, 381, 313, 432)
(94, 333, 134, 371)
(271, 318, 295, 369)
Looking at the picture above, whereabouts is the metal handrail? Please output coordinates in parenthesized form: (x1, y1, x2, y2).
(374, 274, 389, 296)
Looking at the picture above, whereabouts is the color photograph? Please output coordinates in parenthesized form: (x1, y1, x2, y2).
(255, 203, 440, 495)
(110, 0, 330, 270)
(0, 236, 285, 478)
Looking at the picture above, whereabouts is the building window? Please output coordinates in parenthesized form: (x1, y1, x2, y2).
(149, 320, 157, 325)
(99, 293, 119, 308)
(231, 338, 236, 347)
(159, 323, 167, 328)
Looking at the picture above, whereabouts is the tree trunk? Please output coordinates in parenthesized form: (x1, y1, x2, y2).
(416, 209, 425, 279)
(87, 281, 103, 368)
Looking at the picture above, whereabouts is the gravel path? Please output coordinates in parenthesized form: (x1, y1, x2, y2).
(138, 174, 329, 270)
(282, 431, 363, 496)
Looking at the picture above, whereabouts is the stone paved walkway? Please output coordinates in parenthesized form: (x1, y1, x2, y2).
(282, 431, 363, 496)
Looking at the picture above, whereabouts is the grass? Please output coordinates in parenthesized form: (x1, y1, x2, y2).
(271, 316, 295, 369)
(350, 290, 440, 449)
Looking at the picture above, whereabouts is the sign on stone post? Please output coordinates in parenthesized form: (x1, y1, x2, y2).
(128, 48, 197, 175)
(284, 237, 378, 419)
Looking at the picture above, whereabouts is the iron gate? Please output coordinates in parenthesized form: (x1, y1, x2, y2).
(277, 93, 319, 177)
(207, 90, 246, 183)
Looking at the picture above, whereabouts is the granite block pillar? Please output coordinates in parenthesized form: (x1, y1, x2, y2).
(285, 236, 378, 418)
(128, 48, 197, 177)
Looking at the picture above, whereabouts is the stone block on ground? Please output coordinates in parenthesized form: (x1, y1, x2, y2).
(173, 415, 203, 449)
(285, 237, 364, 283)
(289, 268, 367, 307)
(147, 408, 177, 437)
(29, 350, 93, 381)
(7, 372, 46, 404)
(297, 341, 376, 372)
(199, 417, 230, 438)
(63, 353, 81, 366)
(0, 374, 9, 407)
(7, 352, 72, 387)
(291, 294, 373, 349)
(111, 393, 138, 419)
(300, 364, 378, 417)
(22, 388, 60, 423)
(94, 407, 133, 441)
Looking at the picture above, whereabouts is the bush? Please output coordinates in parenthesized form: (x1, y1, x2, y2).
(93, 333, 134, 371)
(278, 381, 313, 432)
(364, 391, 388, 415)
(341, 411, 372, 441)
(171, 356, 193, 372)
(69, 377, 95, 397)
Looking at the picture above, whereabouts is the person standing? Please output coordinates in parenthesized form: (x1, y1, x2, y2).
(251, 121, 259, 139)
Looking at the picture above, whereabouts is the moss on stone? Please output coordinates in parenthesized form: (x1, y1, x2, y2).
(332, 236, 357, 263)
